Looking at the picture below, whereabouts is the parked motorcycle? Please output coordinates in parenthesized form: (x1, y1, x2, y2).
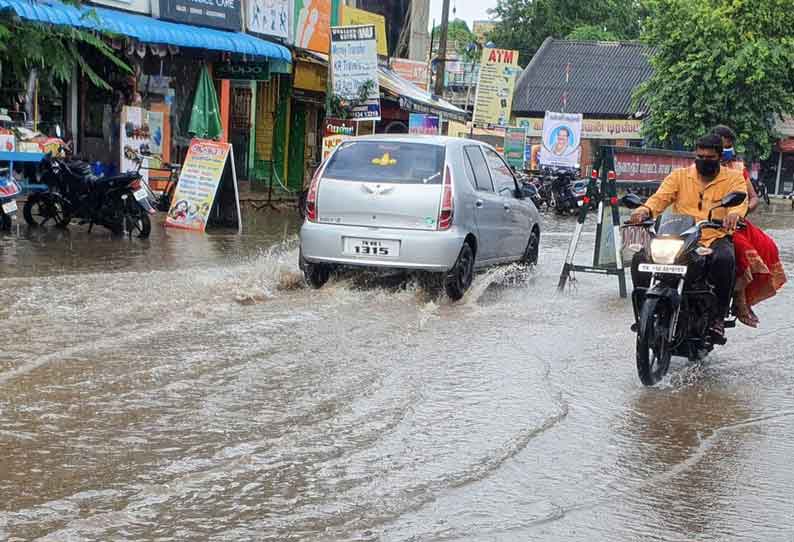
(622, 191, 747, 386)
(543, 167, 580, 215)
(24, 154, 155, 238)
(0, 169, 21, 231)
(752, 178, 770, 206)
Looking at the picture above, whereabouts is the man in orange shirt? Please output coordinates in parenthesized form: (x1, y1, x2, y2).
(629, 133, 748, 335)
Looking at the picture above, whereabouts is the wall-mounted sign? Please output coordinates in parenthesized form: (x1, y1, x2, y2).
(158, 0, 242, 31)
(215, 62, 270, 81)
(247, 0, 291, 40)
(472, 47, 520, 127)
(516, 117, 643, 140)
(294, 0, 331, 53)
(390, 58, 429, 91)
(408, 113, 439, 135)
(330, 25, 381, 121)
(504, 126, 527, 169)
(324, 118, 355, 137)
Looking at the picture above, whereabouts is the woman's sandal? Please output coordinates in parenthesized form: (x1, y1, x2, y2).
(736, 303, 759, 328)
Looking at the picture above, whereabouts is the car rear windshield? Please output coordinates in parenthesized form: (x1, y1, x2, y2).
(323, 141, 446, 184)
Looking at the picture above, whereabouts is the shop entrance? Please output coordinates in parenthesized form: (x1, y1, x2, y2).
(230, 83, 252, 180)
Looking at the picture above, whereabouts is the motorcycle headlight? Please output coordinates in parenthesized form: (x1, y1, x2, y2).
(650, 238, 685, 265)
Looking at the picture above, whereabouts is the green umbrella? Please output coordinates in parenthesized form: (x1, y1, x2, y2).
(188, 65, 223, 140)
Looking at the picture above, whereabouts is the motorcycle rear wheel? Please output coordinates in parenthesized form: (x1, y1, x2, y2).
(636, 298, 673, 386)
(124, 206, 152, 239)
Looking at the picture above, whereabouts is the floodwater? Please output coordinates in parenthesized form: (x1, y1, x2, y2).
(0, 204, 792, 541)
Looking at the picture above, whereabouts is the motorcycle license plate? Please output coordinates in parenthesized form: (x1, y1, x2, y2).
(133, 188, 148, 202)
(2, 200, 17, 214)
(577, 200, 584, 206)
(639, 263, 687, 275)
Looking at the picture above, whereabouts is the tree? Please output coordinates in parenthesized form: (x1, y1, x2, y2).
(486, 0, 645, 66)
(432, 19, 476, 56)
(633, 0, 794, 159)
(566, 25, 619, 41)
(0, 15, 130, 93)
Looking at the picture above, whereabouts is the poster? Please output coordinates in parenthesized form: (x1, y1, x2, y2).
(472, 47, 520, 127)
(408, 113, 439, 135)
(538, 111, 583, 169)
(294, 0, 331, 53)
(120, 106, 166, 184)
(504, 126, 526, 169)
(165, 139, 232, 232)
(322, 134, 351, 162)
(248, 0, 291, 39)
(341, 5, 387, 56)
(330, 25, 381, 121)
(390, 58, 429, 90)
(324, 118, 355, 137)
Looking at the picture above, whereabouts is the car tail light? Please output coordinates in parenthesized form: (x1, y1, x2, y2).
(131, 179, 142, 190)
(306, 168, 321, 222)
(438, 165, 454, 230)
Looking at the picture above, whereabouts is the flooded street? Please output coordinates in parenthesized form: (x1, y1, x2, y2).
(1, 206, 793, 541)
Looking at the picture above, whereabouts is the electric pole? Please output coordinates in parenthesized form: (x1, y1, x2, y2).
(433, 0, 451, 97)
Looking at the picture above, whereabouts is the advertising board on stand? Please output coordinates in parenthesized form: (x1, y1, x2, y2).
(165, 139, 241, 233)
(538, 111, 582, 169)
(247, 0, 291, 39)
(408, 113, 439, 135)
(120, 106, 166, 184)
(330, 25, 381, 121)
(472, 48, 520, 127)
(504, 126, 527, 169)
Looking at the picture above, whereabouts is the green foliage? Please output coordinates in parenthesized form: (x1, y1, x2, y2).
(329, 79, 376, 120)
(433, 18, 476, 55)
(487, 0, 645, 66)
(633, 0, 794, 159)
(566, 24, 619, 41)
(0, 16, 130, 92)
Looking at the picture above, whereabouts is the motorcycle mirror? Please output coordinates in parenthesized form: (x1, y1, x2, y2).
(621, 193, 645, 209)
(54, 124, 62, 138)
(720, 191, 747, 208)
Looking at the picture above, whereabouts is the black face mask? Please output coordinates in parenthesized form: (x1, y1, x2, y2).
(695, 158, 720, 178)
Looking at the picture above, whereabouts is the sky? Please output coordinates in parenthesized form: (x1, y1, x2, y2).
(428, 0, 499, 31)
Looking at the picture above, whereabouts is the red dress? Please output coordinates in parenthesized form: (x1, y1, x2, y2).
(725, 159, 787, 306)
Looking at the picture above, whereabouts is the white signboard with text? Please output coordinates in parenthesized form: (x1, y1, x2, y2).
(330, 25, 381, 121)
(247, 0, 291, 40)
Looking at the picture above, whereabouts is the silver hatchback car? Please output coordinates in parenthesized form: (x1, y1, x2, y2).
(299, 135, 541, 300)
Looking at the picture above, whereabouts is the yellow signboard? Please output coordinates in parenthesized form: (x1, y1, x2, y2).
(341, 5, 388, 56)
(472, 47, 520, 127)
(516, 117, 643, 140)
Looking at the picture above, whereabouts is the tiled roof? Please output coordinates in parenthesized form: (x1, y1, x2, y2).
(512, 38, 654, 117)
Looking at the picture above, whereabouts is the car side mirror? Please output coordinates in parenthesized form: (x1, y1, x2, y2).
(621, 193, 645, 209)
(720, 191, 746, 208)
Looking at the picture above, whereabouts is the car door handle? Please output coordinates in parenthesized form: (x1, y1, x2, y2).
(504, 203, 511, 211)
(475, 199, 484, 208)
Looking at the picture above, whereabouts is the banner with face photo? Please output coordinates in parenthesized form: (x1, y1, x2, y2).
(538, 111, 583, 169)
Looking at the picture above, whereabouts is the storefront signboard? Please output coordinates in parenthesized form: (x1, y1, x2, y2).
(215, 62, 270, 81)
(330, 25, 381, 121)
(247, 0, 291, 39)
(612, 148, 694, 182)
(408, 113, 439, 135)
(504, 126, 526, 169)
(472, 47, 520, 127)
(157, 0, 242, 30)
(166, 139, 239, 232)
(516, 117, 643, 140)
(341, 5, 388, 57)
(324, 118, 355, 137)
(538, 111, 582, 169)
(322, 134, 350, 162)
(390, 58, 429, 91)
(294, 0, 332, 53)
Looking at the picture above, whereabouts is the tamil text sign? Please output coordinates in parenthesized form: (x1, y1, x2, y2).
(473, 47, 520, 127)
(166, 139, 231, 232)
(613, 148, 694, 182)
(538, 111, 582, 169)
(517, 117, 643, 140)
(331, 25, 381, 121)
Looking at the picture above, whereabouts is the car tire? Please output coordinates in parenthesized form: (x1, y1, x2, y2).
(445, 241, 475, 301)
(520, 228, 540, 266)
(300, 249, 332, 289)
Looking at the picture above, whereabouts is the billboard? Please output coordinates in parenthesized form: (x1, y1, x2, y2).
(612, 148, 695, 182)
(248, 0, 292, 40)
(157, 0, 241, 30)
(330, 25, 381, 121)
(390, 58, 429, 91)
(341, 5, 387, 56)
(504, 126, 527, 169)
(408, 113, 440, 135)
(294, 0, 331, 53)
(472, 47, 520, 127)
(538, 111, 583, 169)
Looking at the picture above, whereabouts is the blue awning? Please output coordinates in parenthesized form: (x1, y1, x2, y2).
(0, 0, 292, 62)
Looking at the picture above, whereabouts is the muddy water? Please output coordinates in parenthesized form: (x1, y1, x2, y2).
(0, 206, 792, 541)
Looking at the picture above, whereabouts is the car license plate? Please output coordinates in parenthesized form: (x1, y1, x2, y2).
(343, 238, 400, 258)
(639, 263, 687, 275)
(2, 200, 17, 214)
(133, 188, 148, 201)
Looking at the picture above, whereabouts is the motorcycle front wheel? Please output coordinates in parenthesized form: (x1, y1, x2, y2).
(23, 193, 69, 228)
(636, 297, 673, 386)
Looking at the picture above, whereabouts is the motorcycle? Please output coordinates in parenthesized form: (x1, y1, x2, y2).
(752, 178, 770, 206)
(0, 169, 21, 231)
(622, 191, 747, 386)
(544, 167, 580, 215)
(24, 154, 155, 238)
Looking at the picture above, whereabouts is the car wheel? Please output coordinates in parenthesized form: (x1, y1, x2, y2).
(445, 242, 475, 301)
(300, 250, 332, 289)
(520, 228, 540, 266)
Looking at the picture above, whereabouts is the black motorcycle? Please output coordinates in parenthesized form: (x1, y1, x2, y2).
(622, 191, 746, 386)
(752, 178, 770, 206)
(542, 167, 580, 215)
(23, 155, 155, 238)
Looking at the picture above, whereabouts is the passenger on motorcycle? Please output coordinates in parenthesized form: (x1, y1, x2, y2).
(628, 133, 748, 337)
